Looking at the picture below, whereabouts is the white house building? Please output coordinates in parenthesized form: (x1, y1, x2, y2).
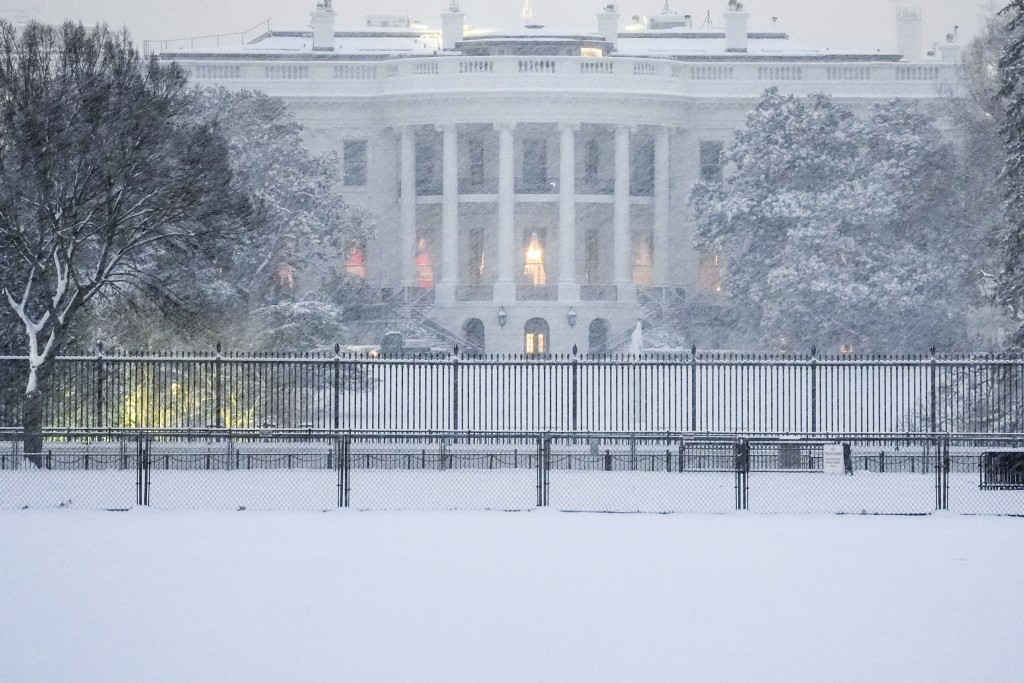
(157, 1, 962, 355)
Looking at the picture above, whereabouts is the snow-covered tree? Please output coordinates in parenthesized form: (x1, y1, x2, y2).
(91, 87, 372, 351)
(998, 0, 1024, 347)
(690, 88, 985, 353)
(0, 22, 251, 457)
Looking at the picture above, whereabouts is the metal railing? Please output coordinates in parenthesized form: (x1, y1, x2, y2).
(1, 351, 1022, 434)
(2, 429, 1021, 515)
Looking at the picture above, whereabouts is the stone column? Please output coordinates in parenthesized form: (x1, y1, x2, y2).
(400, 126, 418, 288)
(437, 124, 459, 301)
(495, 123, 516, 301)
(613, 125, 634, 301)
(653, 126, 671, 286)
(558, 123, 579, 300)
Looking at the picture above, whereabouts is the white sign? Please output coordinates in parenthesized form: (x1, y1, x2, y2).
(823, 444, 846, 474)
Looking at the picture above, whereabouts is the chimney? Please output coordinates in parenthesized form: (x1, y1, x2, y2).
(939, 31, 961, 63)
(441, 1, 465, 51)
(724, 1, 749, 53)
(897, 8, 923, 62)
(597, 4, 620, 52)
(311, 1, 336, 52)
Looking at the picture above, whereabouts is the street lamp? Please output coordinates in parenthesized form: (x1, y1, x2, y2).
(497, 306, 508, 328)
(566, 306, 577, 328)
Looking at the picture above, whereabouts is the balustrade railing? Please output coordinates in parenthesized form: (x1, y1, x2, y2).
(175, 55, 956, 96)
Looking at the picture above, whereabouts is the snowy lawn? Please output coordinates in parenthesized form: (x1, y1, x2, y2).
(1, 510, 1022, 682)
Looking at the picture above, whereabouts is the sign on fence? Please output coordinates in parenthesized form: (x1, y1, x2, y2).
(823, 444, 846, 475)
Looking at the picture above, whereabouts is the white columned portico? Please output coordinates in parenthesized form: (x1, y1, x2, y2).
(400, 126, 418, 288)
(438, 124, 459, 301)
(613, 125, 634, 302)
(558, 123, 579, 300)
(495, 123, 516, 301)
(653, 126, 670, 286)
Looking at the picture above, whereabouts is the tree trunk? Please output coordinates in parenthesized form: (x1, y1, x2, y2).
(22, 363, 52, 468)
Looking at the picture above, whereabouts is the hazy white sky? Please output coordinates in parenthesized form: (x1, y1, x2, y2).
(0, 1, 1000, 53)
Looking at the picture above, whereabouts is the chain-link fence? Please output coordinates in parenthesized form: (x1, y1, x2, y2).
(1, 430, 1022, 515)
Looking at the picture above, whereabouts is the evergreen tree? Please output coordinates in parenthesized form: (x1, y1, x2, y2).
(690, 88, 985, 353)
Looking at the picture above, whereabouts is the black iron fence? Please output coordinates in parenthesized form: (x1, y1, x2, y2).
(2, 429, 1022, 515)
(1, 350, 1022, 434)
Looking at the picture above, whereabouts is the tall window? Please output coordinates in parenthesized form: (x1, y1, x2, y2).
(415, 136, 440, 195)
(698, 249, 723, 293)
(343, 140, 368, 187)
(522, 138, 548, 190)
(633, 236, 653, 287)
(416, 238, 434, 289)
(523, 232, 547, 286)
(585, 139, 600, 182)
(584, 229, 601, 284)
(630, 137, 654, 196)
(699, 141, 724, 183)
(345, 245, 367, 278)
(467, 137, 485, 189)
(524, 318, 550, 356)
(467, 227, 486, 285)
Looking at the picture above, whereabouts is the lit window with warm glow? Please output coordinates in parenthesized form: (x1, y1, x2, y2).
(525, 331, 546, 355)
(345, 246, 367, 278)
(523, 233, 546, 286)
(633, 239, 653, 287)
(698, 249, 723, 293)
(416, 238, 434, 289)
(581, 47, 603, 57)
(839, 343, 855, 354)
(275, 263, 296, 290)
(524, 318, 550, 356)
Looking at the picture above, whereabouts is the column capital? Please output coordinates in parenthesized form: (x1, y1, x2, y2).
(435, 123, 459, 133)
(615, 124, 640, 135)
(558, 122, 582, 133)
(492, 122, 517, 134)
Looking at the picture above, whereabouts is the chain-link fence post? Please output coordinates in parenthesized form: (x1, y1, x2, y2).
(337, 435, 351, 508)
(135, 433, 151, 507)
(536, 436, 550, 507)
(734, 439, 750, 510)
(940, 435, 950, 511)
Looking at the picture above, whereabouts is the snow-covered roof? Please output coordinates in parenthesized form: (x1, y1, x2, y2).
(154, 15, 910, 62)
(241, 28, 441, 55)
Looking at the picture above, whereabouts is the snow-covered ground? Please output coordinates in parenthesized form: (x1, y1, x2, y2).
(1, 510, 1021, 682)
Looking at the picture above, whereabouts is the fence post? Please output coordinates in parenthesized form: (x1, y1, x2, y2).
(333, 343, 341, 432)
(452, 349, 460, 432)
(337, 435, 351, 508)
(95, 342, 105, 430)
(214, 342, 224, 430)
(810, 347, 818, 434)
(689, 345, 698, 432)
(536, 436, 551, 507)
(929, 346, 938, 435)
(735, 439, 750, 511)
(571, 345, 579, 433)
(136, 434, 143, 506)
(938, 434, 950, 511)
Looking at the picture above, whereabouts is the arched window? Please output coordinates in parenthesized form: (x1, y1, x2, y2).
(524, 318, 549, 356)
(589, 318, 610, 356)
(462, 318, 485, 356)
